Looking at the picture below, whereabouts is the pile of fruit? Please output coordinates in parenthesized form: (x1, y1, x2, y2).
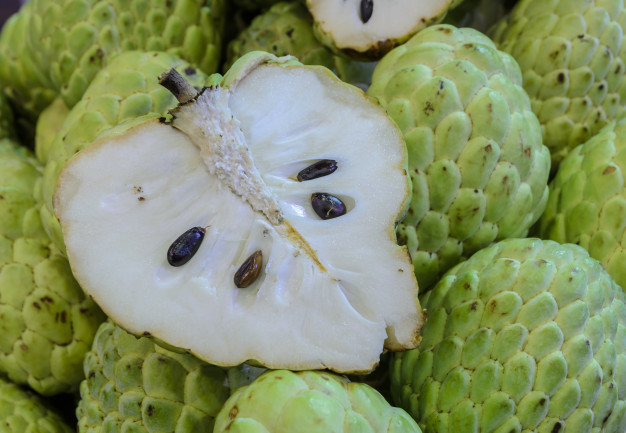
(0, 0, 625, 432)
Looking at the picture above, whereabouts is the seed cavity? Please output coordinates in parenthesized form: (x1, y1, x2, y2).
(234, 250, 263, 288)
(167, 226, 206, 267)
(297, 159, 338, 181)
(360, 0, 373, 23)
(311, 193, 347, 219)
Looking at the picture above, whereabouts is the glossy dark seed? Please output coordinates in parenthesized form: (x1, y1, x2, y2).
(297, 159, 338, 181)
(311, 193, 347, 220)
(234, 250, 263, 288)
(167, 227, 205, 267)
(360, 0, 373, 23)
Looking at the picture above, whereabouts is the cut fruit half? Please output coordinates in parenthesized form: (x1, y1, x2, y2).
(307, 0, 462, 59)
(53, 52, 423, 373)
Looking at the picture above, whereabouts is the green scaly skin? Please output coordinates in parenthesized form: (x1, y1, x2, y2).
(367, 24, 551, 291)
(214, 369, 422, 433)
(490, 0, 626, 172)
(77, 320, 231, 433)
(3, 0, 226, 113)
(34, 98, 71, 165)
(224, 1, 377, 89)
(539, 119, 626, 293)
(0, 1, 57, 124)
(0, 138, 106, 396)
(0, 376, 74, 433)
(391, 238, 626, 433)
(39, 50, 211, 255)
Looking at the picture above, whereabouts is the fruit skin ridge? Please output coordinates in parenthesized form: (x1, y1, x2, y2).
(539, 118, 626, 292)
(368, 24, 551, 291)
(390, 237, 626, 433)
(491, 0, 626, 171)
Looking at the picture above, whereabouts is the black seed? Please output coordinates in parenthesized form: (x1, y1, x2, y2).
(167, 227, 206, 267)
(360, 0, 373, 23)
(297, 159, 338, 181)
(311, 193, 347, 219)
(234, 250, 263, 288)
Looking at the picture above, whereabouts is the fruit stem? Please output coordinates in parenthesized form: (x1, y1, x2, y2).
(159, 68, 198, 103)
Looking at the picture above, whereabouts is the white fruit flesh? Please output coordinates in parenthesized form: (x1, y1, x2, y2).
(307, 0, 453, 55)
(54, 59, 422, 372)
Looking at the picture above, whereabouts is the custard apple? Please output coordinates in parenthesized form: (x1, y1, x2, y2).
(306, 0, 465, 59)
(0, 138, 106, 396)
(491, 0, 626, 170)
(2, 0, 226, 112)
(39, 50, 211, 255)
(367, 24, 551, 290)
(0, 1, 56, 123)
(52, 51, 424, 373)
(539, 119, 626, 293)
(214, 369, 422, 433)
(76, 319, 230, 433)
(391, 238, 626, 433)
(0, 376, 74, 433)
(224, 1, 376, 89)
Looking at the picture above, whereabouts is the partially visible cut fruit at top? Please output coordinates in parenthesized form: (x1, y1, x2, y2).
(53, 52, 423, 374)
(307, 0, 464, 59)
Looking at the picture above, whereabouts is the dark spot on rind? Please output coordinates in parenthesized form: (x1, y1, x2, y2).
(551, 421, 563, 433)
(557, 72, 565, 83)
(146, 405, 154, 417)
(603, 165, 616, 175)
(184, 66, 196, 76)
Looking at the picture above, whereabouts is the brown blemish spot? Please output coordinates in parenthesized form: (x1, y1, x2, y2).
(557, 72, 565, 84)
(286, 28, 294, 38)
(603, 165, 616, 175)
(229, 406, 238, 420)
(20, 344, 28, 351)
(32, 302, 41, 310)
(485, 144, 492, 152)
(424, 101, 435, 115)
(146, 405, 154, 417)
(470, 302, 478, 311)
(138, 196, 145, 201)
(551, 422, 563, 433)
(398, 268, 404, 272)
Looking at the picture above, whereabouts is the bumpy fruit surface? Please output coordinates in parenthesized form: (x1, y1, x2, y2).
(491, 0, 626, 170)
(391, 238, 626, 433)
(40, 50, 210, 254)
(539, 119, 626, 292)
(224, 2, 376, 88)
(4, 0, 225, 112)
(0, 1, 56, 122)
(214, 369, 422, 433)
(0, 139, 106, 396)
(367, 24, 551, 290)
(0, 376, 74, 433)
(77, 320, 231, 433)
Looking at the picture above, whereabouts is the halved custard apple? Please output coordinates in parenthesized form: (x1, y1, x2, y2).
(53, 52, 423, 373)
(307, 0, 465, 59)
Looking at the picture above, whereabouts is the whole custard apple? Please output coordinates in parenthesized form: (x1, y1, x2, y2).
(367, 24, 551, 290)
(539, 119, 626, 292)
(0, 376, 74, 433)
(77, 320, 231, 433)
(491, 0, 626, 171)
(214, 369, 422, 433)
(390, 238, 626, 433)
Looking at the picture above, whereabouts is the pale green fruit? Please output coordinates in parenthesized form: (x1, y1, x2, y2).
(307, 0, 464, 60)
(224, 2, 376, 89)
(391, 238, 626, 433)
(367, 24, 551, 291)
(0, 139, 106, 396)
(491, 0, 626, 171)
(39, 50, 211, 255)
(214, 369, 422, 433)
(35, 98, 70, 165)
(52, 51, 423, 373)
(539, 119, 626, 293)
(0, 377, 74, 433)
(0, 1, 57, 123)
(6, 0, 225, 111)
(76, 320, 231, 433)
